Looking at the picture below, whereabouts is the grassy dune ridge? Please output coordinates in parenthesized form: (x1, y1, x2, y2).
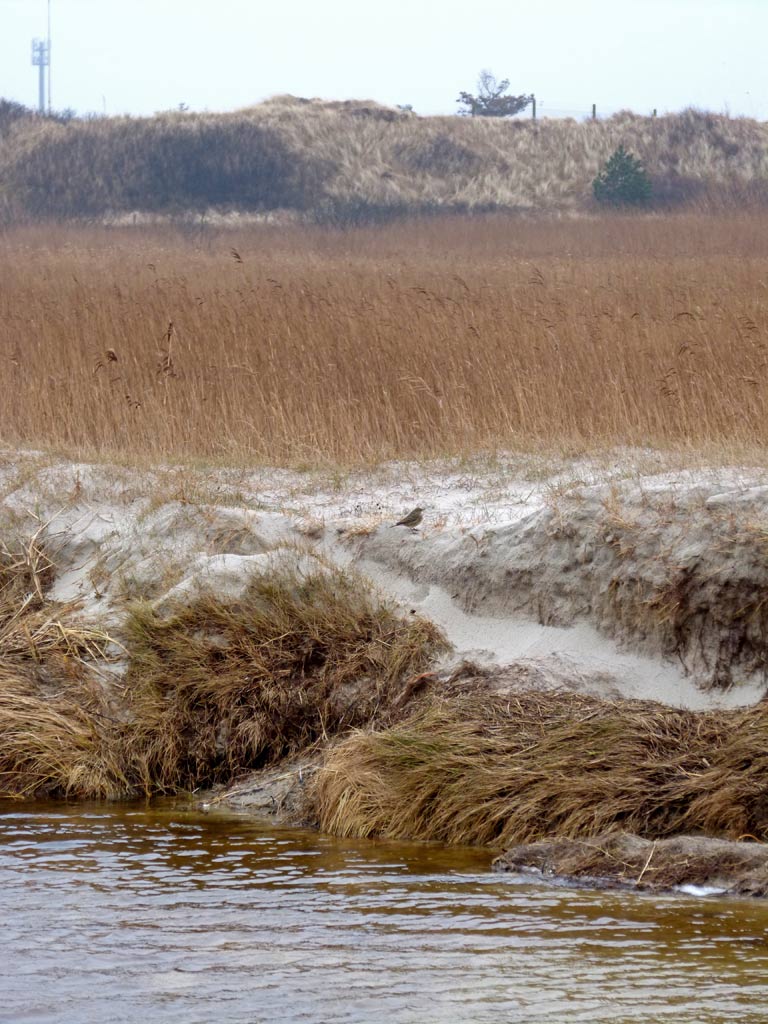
(1, 98, 767, 221)
(1, 213, 768, 464)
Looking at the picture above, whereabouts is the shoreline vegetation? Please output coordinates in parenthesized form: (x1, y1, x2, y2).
(0, 549, 446, 801)
(4, 530, 768, 898)
(4, 522, 768, 899)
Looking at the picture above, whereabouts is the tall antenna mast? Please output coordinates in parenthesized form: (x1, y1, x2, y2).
(31, 1, 51, 115)
(47, 0, 52, 113)
(31, 38, 49, 114)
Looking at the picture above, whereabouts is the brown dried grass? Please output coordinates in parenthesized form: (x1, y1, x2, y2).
(0, 537, 129, 798)
(314, 691, 768, 847)
(0, 551, 446, 799)
(0, 667, 130, 799)
(122, 564, 447, 793)
(1, 212, 768, 465)
(0, 530, 116, 667)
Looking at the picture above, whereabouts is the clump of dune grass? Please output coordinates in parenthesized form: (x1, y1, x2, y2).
(1, 530, 116, 667)
(0, 553, 447, 799)
(314, 691, 768, 847)
(0, 528, 52, 625)
(121, 563, 448, 794)
(0, 665, 129, 799)
(0, 532, 128, 798)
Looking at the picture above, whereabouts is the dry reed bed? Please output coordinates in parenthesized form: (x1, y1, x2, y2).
(1, 213, 768, 464)
(314, 691, 768, 848)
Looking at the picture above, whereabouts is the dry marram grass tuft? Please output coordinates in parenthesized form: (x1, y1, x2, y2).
(0, 552, 447, 799)
(313, 692, 768, 847)
(121, 564, 447, 793)
(0, 667, 130, 799)
(0, 538, 128, 797)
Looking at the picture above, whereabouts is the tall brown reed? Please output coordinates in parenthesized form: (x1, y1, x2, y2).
(1, 212, 768, 465)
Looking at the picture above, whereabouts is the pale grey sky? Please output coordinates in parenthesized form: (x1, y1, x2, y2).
(1, 0, 765, 120)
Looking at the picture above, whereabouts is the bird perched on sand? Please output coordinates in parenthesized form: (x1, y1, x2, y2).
(395, 506, 425, 528)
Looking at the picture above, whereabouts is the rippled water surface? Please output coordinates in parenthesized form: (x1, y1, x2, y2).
(3, 802, 768, 1024)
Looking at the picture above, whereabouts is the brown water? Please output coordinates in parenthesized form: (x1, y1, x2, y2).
(2, 803, 768, 1024)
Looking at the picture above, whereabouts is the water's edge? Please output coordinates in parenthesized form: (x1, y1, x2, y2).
(4, 800, 768, 1024)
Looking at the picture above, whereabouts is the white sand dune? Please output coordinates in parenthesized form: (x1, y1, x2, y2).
(2, 450, 767, 711)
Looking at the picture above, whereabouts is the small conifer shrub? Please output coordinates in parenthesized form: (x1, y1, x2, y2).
(593, 145, 652, 206)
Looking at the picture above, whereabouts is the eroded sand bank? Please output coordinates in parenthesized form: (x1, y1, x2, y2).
(3, 449, 766, 707)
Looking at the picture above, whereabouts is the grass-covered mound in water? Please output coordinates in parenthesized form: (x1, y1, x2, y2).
(0, 550, 446, 799)
(314, 691, 768, 846)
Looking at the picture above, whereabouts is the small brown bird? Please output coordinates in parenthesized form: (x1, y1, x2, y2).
(395, 506, 425, 528)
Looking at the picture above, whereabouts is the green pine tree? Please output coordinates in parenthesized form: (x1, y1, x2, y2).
(593, 145, 652, 206)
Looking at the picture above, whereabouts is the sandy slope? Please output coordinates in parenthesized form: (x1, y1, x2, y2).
(2, 450, 767, 711)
